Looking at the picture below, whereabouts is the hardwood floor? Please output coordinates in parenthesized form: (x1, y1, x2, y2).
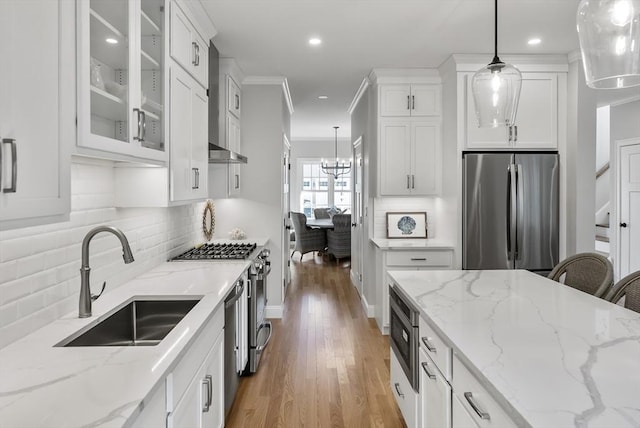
(226, 254, 405, 427)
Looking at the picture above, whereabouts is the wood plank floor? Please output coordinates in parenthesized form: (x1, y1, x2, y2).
(226, 254, 406, 427)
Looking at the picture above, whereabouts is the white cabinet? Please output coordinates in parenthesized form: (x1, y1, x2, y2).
(170, 0, 208, 88)
(390, 351, 419, 428)
(452, 394, 480, 428)
(420, 351, 452, 428)
(227, 76, 242, 119)
(76, 0, 167, 163)
(380, 84, 441, 117)
(452, 355, 517, 428)
(0, 0, 73, 230)
(377, 249, 453, 333)
(130, 382, 167, 428)
(379, 120, 441, 196)
(465, 73, 560, 149)
(170, 66, 208, 202)
(227, 114, 242, 196)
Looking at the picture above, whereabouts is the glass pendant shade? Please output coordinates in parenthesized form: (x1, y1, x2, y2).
(472, 61, 523, 127)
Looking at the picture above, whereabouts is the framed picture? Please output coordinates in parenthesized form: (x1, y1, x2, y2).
(386, 212, 427, 239)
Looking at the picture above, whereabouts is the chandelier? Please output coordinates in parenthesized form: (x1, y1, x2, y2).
(471, 0, 522, 128)
(321, 126, 351, 179)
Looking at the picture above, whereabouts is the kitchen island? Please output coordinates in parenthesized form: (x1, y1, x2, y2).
(389, 269, 640, 428)
(0, 253, 257, 427)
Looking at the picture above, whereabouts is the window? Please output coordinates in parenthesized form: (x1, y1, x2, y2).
(299, 160, 351, 217)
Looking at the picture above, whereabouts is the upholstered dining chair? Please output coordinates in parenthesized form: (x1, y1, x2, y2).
(605, 270, 640, 313)
(326, 214, 351, 262)
(313, 208, 331, 219)
(547, 252, 614, 298)
(290, 212, 327, 261)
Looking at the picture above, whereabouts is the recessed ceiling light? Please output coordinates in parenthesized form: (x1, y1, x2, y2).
(106, 38, 118, 44)
(308, 38, 322, 46)
(318, 95, 328, 99)
(528, 38, 541, 46)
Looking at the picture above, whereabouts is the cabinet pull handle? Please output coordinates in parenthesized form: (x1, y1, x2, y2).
(513, 125, 518, 142)
(2, 138, 17, 193)
(412, 95, 415, 110)
(407, 95, 410, 110)
(411, 174, 415, 189)
(235, 174, 240, 189)
(140, 110, 146, 142)
(202, 375, 212, 412)
(421, 336, 436, 352)
(464, 392, 491, 420)
(196, 168, 200, 189)
(192, 42, 199, 66)
(394, 382, 404, 398)
(235, 93, 240, 110)
(411, 257, 427, 261)
(407, 175, 410, 189)
(133, 108, 142, 141)
(421, 362, 436, 379)
(192, 168, 198, 189)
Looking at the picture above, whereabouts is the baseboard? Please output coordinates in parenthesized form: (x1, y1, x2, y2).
(265, 305, 283, 319)
(360, 293, 375, 318)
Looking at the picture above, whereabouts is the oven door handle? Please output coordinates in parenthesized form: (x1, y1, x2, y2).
(256, 321, 273, 352)
(225, 281, 245, 308)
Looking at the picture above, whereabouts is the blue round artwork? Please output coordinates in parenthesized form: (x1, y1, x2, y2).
(397, 216, 417, 235)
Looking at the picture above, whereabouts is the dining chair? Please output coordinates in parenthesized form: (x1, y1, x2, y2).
(605, 270, 640, 313)
(547, 252, 614, 298)
(313, 208, 331, 219)
(326, 214, 351, 262)
(290, 212, 327, 261)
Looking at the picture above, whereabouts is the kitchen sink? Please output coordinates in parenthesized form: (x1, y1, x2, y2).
(56, 298, 201, 347)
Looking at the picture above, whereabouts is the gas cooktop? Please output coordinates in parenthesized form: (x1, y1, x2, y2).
(172, 243, 257, 261)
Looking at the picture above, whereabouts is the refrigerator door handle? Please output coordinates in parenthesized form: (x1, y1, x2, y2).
(506, 165, 512, 260)
(515, 163, 524, 260)
(508, 164, 518, 261)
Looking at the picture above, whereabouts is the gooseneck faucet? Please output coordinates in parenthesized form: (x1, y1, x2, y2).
(79, 226, 134, 318)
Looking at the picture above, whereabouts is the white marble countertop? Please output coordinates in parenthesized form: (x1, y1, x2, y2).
(0, 238, 268, 428)
(370, 237, 455, 250)
(388, 269, 640, 428)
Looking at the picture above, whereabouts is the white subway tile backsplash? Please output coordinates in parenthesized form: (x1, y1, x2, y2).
(0, 160, 200, 349)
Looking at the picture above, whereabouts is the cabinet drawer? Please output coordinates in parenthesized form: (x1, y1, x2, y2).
(390, 352, 418, 428)
(169, 304, 224, 410)
(386, 250, 452, 267)
(419, 317, 452, 382)
(452, 355, 517, 428)
(419, 349, 452, 428)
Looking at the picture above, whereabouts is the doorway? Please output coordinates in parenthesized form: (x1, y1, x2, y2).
(351, 137, 364, 296)
(615, 138, 640, 278)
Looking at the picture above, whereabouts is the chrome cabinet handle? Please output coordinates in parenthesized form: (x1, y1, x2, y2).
(192, 42, 199, 66)
(412, 95, 415, 110)
(202, 375, 212, 412)
(235, 174, 240, 189)
(196, 168, 200, 189)
(513, 125, 518, 142)
(235, 94, 240, 110)
(411, 257, 427, 261)
(407, 175, 410, 189)
(508, 126, 513, 143)
(406, 95, 410, 110)
(394, 382, 404, 398)
(192, 168, 198, 189)
(421, 362, 436, 379)
(464, 392, 491, 420)
(421, 337, 436, 352)
(411, 174, 415, 189)
(133, 109, 142, 141)
(2, 138, 17, 193)
(140, 111, 146, 142)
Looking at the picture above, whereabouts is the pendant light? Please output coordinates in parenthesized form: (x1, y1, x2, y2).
(321, 126, 351, 179)
(471, 0, 522, 128)
(577, 0, 640, 89)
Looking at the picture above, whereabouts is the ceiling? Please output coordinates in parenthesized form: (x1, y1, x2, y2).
(200, 0, 636, 141)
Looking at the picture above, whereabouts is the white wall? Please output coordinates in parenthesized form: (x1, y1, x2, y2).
(0, 158, 201, 349)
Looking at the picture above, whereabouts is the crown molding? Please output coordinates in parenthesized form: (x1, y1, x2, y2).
(347, 77, 371, 115)
(447, 54, 569, 73)
(369, 68, 442, 84)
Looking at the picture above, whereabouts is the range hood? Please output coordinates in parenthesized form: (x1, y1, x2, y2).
(208, 143, 248, 164)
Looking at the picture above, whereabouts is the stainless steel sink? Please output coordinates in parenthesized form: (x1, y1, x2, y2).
(56, 298, 201, 347)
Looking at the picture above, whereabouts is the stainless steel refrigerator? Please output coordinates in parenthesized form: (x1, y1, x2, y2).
(463, 152, 559, 274)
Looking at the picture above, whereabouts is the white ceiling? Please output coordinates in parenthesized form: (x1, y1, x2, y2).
(200, 0, 636, 141)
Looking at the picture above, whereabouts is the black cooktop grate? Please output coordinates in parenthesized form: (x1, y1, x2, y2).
(173, 243, 257, 260)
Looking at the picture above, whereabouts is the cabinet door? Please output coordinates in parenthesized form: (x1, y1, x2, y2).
(411, 85, 441, 116)
(191, 84, 208, 199)
(170, 1, 207, 88)
(452, 394, 480, 428)
(380, 85, 411, 117)
(201, 332, 224, 428)
(0, 0, 72, 227)
(228, 115, 242, 196)
(411, 122, 440, 195)
(512, 73, 557, 149)
(420, 353, 452, 428)
(170, 67, 193, 201)
(380, 120, 411, 195)
(227, 76, 242, 119)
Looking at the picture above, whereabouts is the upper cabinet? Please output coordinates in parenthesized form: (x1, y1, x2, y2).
(76, 0, 167, 163)
(170, 0, 208, 88)
(465, 72, 561, 149)
(380, 84, 441, 117)
(227, 76, 242, 119)
(0, 0, 74, 230)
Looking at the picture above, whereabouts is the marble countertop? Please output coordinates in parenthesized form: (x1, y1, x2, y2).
(388, 269, 640, 428)
(370, 237, 455, 249)
(0, 239, 268, 427)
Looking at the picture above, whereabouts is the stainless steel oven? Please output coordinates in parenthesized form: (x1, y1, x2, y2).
(246, 248, 272, 373)
(389, 284, 420, 392)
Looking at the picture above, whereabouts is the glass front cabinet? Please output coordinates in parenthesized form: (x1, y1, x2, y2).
(77, 0, 167, 162)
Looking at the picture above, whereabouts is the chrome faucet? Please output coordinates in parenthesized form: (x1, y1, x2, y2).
(79, 226, 134, 318)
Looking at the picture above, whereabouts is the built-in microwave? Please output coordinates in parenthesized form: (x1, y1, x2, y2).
(389, 285, 420, 392)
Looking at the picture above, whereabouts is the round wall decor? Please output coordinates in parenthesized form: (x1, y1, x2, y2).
(202, 200, 215, 241)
